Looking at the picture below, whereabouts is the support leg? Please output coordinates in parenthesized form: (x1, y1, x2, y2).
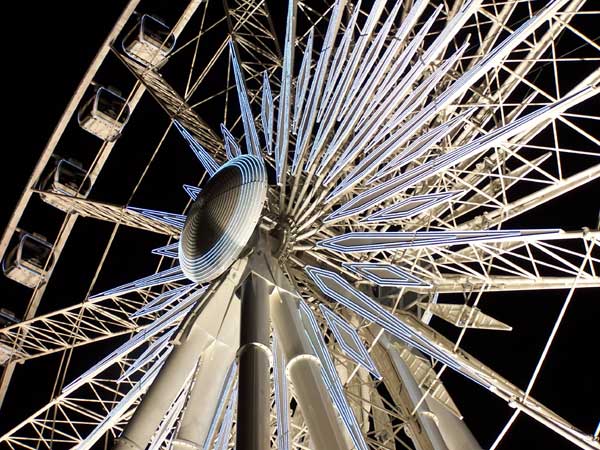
(271, 289, 351, 450)
(236, 273, 271, 450)
(114, 259, 247, 450)
(172, 338, 238, 450)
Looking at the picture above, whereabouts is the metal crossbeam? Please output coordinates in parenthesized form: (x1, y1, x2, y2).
(36, 192, 181, 236)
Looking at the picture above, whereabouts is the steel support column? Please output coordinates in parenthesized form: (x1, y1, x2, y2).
(271, 288, 351, 450)
(113, 259, 247, 450)
(236, 273, 272, 450)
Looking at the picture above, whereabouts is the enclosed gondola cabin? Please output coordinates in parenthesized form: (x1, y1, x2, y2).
(50, 159, 92, 197)
(77, 87, 130, 141)
(2, 233, 54, 289)
(39, 159, 92, 211)
(122, 14, 176, 67)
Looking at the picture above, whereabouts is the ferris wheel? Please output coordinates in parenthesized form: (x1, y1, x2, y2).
(0, 0, 599, 449)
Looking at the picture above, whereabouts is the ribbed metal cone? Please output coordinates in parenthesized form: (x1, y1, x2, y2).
(179, 155, 267, 283)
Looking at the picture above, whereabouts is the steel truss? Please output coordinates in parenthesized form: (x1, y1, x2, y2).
(1, 1, 599, 450)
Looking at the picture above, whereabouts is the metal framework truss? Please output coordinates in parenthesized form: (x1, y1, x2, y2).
(1, 1, 599, 450)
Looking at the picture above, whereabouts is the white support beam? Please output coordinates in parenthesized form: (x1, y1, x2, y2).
(459, 165, 600, 230)
(429, 276, 600, 293)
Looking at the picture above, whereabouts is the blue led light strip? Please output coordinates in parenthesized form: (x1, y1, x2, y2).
(343, 262, 431, 288)
(183, 184, 202, 201)
(304, 266, 500, 389)
(147, 376, 189, 450)
(307, 6, 359, 172)
(362, 191, 462, 223)
(316, 5, 358, 125)
(272, 335, 289, 450)
(326, 40, 470, 191)
(151, 242, 179, 259)
(292, 29, 314, 135)
(130, 283, 201, 319)
(127, 206, 186, 229)
(173, 120, 220, 177)
(203, 363, 238, 450)
(230, 42, 262, 158)
(319, 304, 381, 379)
(75, 351, 169, 450)
(318, 229, 560, 253)
(291, 0, 346, 176)
(214, 380, 237, 450)
(304, 0, 389, 174)
(118, 329, 175, 381)
(261, 71, 274, 155)
(324, 0, 578, 205)
(338, 0, 416, 120)
(273, 0, 297, 186)
(321, 81, 586, 222)
(90, 265, 186, 300)
(63, 299, 192, 396)
(220, 124, 241, 160)
(369, 111, 475, 183)
(298, 301, 369, 450)
(315, 3, 443, 176)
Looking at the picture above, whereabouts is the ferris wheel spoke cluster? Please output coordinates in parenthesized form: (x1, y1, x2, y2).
(1, 0, 599, 449)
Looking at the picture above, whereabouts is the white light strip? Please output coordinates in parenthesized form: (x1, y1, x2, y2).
(272, 335, 289, 450)
(327, 86, 597, 220)
(90, 265, 186, 300)
(151, 242, 179, 259)
(221, 123, 241, 160)
(261, 71, 274, 155)
(293, 29, 314, 134)
(343, 262, 431, 288)
(230, 42, 262, 157)
(183, 184, 202, 200)
(298, 301, 369, 450)
(173, 120, 219, 176)
(362, 191, 462, 223)
(319, 304, 381, 379)
(318, 229, 560, 253)
(127, 206, 186, 228)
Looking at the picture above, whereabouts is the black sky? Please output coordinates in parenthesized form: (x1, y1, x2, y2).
(1, 1, 599, 449)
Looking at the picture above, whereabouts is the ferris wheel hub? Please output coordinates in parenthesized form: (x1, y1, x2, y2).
(179, 155, 268, 283)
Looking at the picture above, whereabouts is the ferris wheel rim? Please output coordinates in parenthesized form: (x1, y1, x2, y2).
(0, 1, 599, 450)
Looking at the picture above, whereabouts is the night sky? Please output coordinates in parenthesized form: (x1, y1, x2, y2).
(1, 1, 598, 449)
